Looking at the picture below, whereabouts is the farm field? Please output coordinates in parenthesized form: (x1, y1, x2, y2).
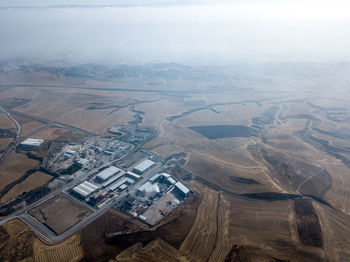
(0, 171, 53, 204)
(2, 64, 350, 261)
(0, 113, 16, 129)
(0, 138, 13, 152)
(33, 233, 84, 262)
(0, 219, 86, 261)
(34, 127, 85, 142)
(13, 115, 45, 137)
(0, 153, 39, 191)
(0, 219, 35, 261)
(179, 185, 219, 261)
(113, 239, 189, 262)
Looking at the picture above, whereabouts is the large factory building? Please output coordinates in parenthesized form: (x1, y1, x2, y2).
(133, 159, 155, 174)
(96, 166, 122, 182)
(72, 181, 99, 199)
(19, 138, 44, 150)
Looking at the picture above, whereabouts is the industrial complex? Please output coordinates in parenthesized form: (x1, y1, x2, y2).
(3, 133, 192, 242)
(70, 157, 190, 223)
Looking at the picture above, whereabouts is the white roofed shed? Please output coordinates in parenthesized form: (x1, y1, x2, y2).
(133, 159, 155, 174)
(175, 181, 190, 196)
(20, 138, 44, 148)
(96, 166, 121, 182)
(72, 181, 99, 198)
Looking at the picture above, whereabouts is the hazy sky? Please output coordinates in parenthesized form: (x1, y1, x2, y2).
(1, 0, 350, 64)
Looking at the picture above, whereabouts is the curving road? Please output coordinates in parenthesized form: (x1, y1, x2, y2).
(0, 106, 21, 170)
(0, 106, 21, 138)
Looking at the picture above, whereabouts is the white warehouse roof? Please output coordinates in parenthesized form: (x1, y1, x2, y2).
(20, 138, 44, 147)
(149, 173, 161, 183)
(101, 171, 125, 188)
(96, 166, 121, 181)
(167, 177, 177, 185)
(73, 181, 99, 198)
(160, 172, 170, 178)
(133, 159, 155, 173)
(126, 171, 141, 179)
(175, 182, 190, 195)
(109, 177, 135, 192)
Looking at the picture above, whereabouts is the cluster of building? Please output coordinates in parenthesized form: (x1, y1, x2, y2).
(70, 154, 191, 226)
(130, 171, 190, 225)
(71, 158, 157, 207)
(72, 165, 136, 203)
(137, 172, 190, 199)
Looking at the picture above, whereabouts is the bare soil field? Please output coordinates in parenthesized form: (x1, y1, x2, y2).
(81, 209, 146, 261)
(294, 199, 323, 247)
(0, 113, 16, 129)
(34, 127, 85, 142)
(208, 193, 232, 262)
(313, 201, 350, 261)
(135, 98, 193, 127)
(179, 185, 219, 261)
(29, 195, 93, 235)
(323, 161, 350, 215)
(113, 238, 189, 262)
(0, 153, 39, 191)
(3, 67, 350, 261)
(0, 219, 35, 262)
(260, 147, 331, 197)
(227, 195, 325, 261)
(0, 219, 85, 262)
(224, 245, 291, 262)
(33, 233, 84, 262)
(81, 191, 200, 262)
(153, 187, 200, 248)
(185, 153, 277, 194)
(0, 171, 53, 204)
(174, 102, 270, 127)
(145, 143, 184, 158)
(14, 115, 45, 137)
(8, 87, 157, 134)
(0, 137, 13, 152)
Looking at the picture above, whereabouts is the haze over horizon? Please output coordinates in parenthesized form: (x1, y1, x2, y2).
(1, 0, 350, 64)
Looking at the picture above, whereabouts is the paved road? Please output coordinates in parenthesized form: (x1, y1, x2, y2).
(8, 109, 97, 136)
(0, 107, 165, 244)
(5, 162, 166, 244)
(0, 169, 91, 226)
(0, 106, 21, 138)
(0, 106, 21, 170)
(0, 136, 165, 244)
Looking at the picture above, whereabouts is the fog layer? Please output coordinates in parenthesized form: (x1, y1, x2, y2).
(1, 1, 350, 64)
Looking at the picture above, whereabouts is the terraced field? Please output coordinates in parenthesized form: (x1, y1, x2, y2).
(33, 233, 84, 262)
(114, 239, 189, 262)
(208, 194, 231, 262)
(2, 64, 350, 261)
(180, 186, 219, 261)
